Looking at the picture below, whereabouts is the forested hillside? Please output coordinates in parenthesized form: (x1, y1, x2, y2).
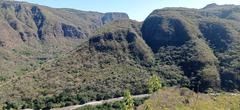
(0, 1, 240, 109)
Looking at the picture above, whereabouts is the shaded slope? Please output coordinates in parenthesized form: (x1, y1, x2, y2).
(141, 5, 240, 91)
(141, 9, 220, 92)
(199, 21, 240, 91)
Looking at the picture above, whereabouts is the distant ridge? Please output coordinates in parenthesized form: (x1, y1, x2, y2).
(203, 3, 218, 9)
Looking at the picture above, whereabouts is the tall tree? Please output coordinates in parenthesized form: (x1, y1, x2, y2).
(148, 75, 162, 93)
(123, 90, 134, 110)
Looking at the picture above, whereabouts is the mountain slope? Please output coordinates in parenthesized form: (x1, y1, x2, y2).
(141, 5, 240, 91)
(0, 20, 150, 109)
(0, 19, 190, 109)
(0, 1, 129, 46)
(141, 8, 220, 91)
(1, 2, 240, 110)
(0, 1, 129, 85)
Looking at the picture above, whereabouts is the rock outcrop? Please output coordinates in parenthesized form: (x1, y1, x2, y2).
(102, 12, 129, 24)
(0, 1, 130, 48)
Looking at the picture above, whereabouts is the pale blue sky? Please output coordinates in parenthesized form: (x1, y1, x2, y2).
(17, 0, 240, 21)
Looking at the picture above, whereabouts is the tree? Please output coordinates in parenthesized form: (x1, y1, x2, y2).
(123, 90, 134, 110)
(148, 75, 162, 93)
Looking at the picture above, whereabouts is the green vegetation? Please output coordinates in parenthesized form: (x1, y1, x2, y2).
(0, 21, 182, 109)
(141, 5, 240, 92)
(123, 90, 134, 110)
(77, 98, 146, 110)
(147, 75, 162, 93)
(1, 1, 240, 109)
(0, 23, 153, 109)
(3, 89, 111, 109)
(141, 12, 221, 92)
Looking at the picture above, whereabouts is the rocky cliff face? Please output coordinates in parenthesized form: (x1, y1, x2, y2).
(0, 1, 130, 87)
(102, 12, 129, 24)
(0, 1, 129, 48)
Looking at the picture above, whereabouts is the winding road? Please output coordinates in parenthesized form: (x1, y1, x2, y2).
(23, 94, 150, 110)
(49, 93, 240, 110)
(51, 94, 150, 110)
